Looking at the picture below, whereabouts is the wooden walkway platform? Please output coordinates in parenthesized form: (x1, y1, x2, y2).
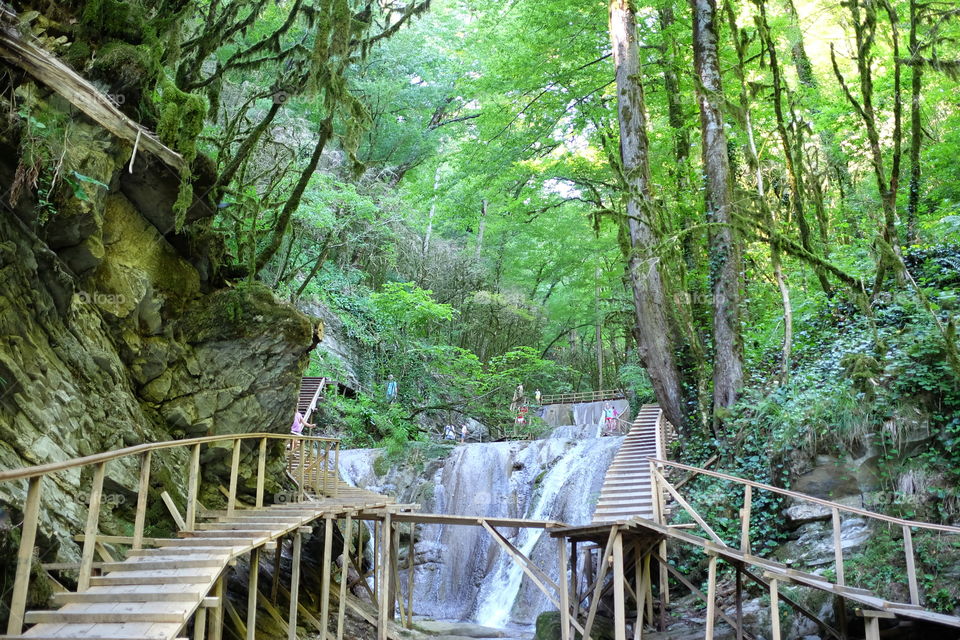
(11, 496, 390, 640)
(592, 404, 666, 523)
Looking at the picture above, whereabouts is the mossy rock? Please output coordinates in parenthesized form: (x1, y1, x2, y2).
(91, 41, 160, 107)
(176, 282, 313, 346)
(81, 0, 150, 43)
(535, 611, 614, 640)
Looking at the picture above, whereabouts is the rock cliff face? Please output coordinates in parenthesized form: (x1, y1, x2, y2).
(0, 107, 318, 575)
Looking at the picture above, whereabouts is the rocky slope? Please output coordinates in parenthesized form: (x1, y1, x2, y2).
(0, 94, 319, 596)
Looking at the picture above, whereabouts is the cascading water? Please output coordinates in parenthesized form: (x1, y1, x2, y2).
(338, 401, 625, 629)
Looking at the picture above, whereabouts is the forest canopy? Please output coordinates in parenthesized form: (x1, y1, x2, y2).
(5, 0, 960, 461)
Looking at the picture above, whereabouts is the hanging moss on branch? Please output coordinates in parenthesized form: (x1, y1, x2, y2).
(155, 76, 207, 230)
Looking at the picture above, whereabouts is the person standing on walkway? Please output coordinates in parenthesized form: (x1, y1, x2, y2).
(386, 375, 398, 403)
(460, 424, 469, 444)
(534, 388, 542, 405)
(602, 402, 617, 435)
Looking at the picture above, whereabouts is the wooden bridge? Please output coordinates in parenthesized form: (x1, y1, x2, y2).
(539, 389, 626, 406)
(4, 405, 960, 640)
(547, 406, 960, 640)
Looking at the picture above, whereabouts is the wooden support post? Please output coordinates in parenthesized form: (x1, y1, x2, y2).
(406, 521, 415, 628)
(194, 605, 208, 640)
(378, 512, 392, 640)
(272, 536, 283, 604)
(642, 554, 653, 624)
(735, 564, 743, 640)
(227, 439, 242, 517)
(658, 539, 668, 629)
(831, 507, 844, 586)
(133, 451, 152, 550)
(338, 514, 353, 640)
(612, 533, 626, 640)
(649, 461, 661, 524)
(247, 548, 259, 640)
(559, 537, 571, 640)
(186, 443, 201, 531)
(633, 543, 644, 640)
(740, 485, 752, 554)
(584, 527, 618, 640)
(902, 525, 920, 605)
(298, 439, 306, 501)
(6, 476, 42, 636)
(571, 541, 579, 628)
(768, 577, 781, 640)
(373, 520, 380, 602)
(857, 610, 893, 640)
(390, 521, 400, 623)
(320, 515, 335, 640)
(704, 554, 717, 640)
(289, 528, 305, 640)
(256, 438, 267, 508)
(333, 442, 340, 498)
(210, 575, 225, 640)
(78, 462, 106, 591)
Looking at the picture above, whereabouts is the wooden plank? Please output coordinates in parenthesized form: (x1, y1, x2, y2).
(194, 605, 207, 640)
(831, 508, 844, 586)
(633, 542, 644, 640)
(654, 470, 726, 547)
(902, 525, 919, 606)
(769, 577, 782, 640)
(209, 574, 224, 640)
(705, 554, 717, 639)
(338, 514, 353, 640)
(133, 452, 153, 550)
(161, 492, 187, 531)
(6, 476, 42, 635)
(186, 444, 201, 531)
(78, 462, 107, 591)
(227, 439, 242, 517)
(247, 548, 259, 640)
(405, 520, 414, 629)
(289, 530, 303, 640)
(378, 512, 391, 640)
(320, 516, 334, 640)
(740, 485, 751, 554)
(558, 538, 571, 640)
(256, 438, 268, 508)
(612, 533, 626, 640)
(583, 526, 618, 640)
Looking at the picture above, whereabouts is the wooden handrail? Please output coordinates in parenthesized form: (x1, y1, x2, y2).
(1, 431, 341, 635)
(0, 432, 339, 483)
(540, 389, 626, 405)
(648, 457, 960, 534)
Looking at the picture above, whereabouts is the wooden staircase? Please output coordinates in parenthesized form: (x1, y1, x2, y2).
(592, 404, 667, 523)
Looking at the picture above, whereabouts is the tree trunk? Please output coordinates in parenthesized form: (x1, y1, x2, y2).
(692, 0, 744, 418)
(906, 0, 922, 245)
(254, 117, 334, 274)
(756, 0, 832, 296)
(609, 0, 687, 430)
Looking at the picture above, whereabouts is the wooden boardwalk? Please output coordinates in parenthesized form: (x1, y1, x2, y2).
(12, 495, 389, 640)
(592, 404, 665, 523)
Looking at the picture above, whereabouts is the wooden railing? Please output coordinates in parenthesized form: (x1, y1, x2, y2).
(0, 432, 340, 636)
(647, 457, 960, 608)
(540, 389, 626, 405)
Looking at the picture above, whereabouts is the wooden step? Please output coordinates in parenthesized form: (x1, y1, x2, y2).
(128, 547, 233, 557)
(90, 570, 216, 586)
(99, 558, 224, 571)
(53, 589, 204, 604)
(25, 608, 189, 624)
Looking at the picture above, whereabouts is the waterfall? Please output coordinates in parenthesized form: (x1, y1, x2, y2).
(338, 402, 623, 628)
